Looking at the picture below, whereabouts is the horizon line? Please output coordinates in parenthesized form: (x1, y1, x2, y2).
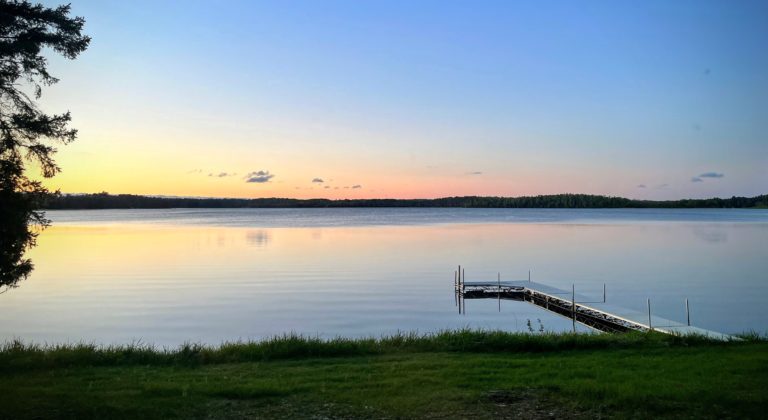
(57, 192, 767, 202)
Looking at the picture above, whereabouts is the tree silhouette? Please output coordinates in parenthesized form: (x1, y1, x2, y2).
(0, 1, 89, 290)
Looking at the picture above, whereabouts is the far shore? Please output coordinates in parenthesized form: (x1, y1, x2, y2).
(42, 192, 768, 210)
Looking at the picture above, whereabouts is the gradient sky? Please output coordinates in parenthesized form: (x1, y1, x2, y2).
(35, 0, 768, 199)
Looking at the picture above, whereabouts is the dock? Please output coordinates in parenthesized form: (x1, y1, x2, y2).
(454, 267, 734, 340)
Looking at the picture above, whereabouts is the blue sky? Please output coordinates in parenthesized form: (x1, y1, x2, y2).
(41, 0, 768, 198)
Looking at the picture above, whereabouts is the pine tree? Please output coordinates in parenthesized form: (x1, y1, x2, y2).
(0, 1, 89, 289)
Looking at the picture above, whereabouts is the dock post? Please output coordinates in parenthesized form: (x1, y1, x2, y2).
(572, 284, 576, 333)
(686, 298, 690, 326)
(458, 283, 462, 315)
(497, 272, 501, 312)
(603, 283, 606, 303)
(647, 299, 652, 330)
(454, 270, 458, 306)
(528, 270, 531, 282)
(461, 267, 465, 315)
(457, 265, 462, 314)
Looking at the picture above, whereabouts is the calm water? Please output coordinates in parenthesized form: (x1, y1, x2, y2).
(1, 208, 767, 346)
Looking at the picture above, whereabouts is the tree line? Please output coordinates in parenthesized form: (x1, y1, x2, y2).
(43, 192, 768, 209)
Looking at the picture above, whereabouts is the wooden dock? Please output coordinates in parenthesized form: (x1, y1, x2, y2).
(454, 267, 734, 340)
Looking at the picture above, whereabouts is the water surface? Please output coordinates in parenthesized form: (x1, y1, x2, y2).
(1, 208, 766, 346)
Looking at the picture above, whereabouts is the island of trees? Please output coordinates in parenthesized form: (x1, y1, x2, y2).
(43, 192, 768, 209)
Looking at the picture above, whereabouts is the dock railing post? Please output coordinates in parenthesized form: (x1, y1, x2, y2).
(647, 298, 652, 330)
(572, 284, 576, 333)
(686, 298, 690, 326)
(603, 283, 606, 303)
(528, 270, 531, 282)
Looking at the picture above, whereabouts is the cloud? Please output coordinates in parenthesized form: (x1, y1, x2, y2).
(637, 184, 646, 188)
(352, 185, 362, 189)
(324, 186, 330, 189)
(210, 172, 235, 178)
(187, 169, 202, 174)
(245, 170, 275, 183)
(691, 172, 724, 183)
(655, 184, 669, 189)
(312, 178, 324, 183)
(698, 172, 724, 179)
(466, 171, 483, 175)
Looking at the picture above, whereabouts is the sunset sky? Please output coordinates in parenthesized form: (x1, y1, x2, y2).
(37, 0, 767, 199)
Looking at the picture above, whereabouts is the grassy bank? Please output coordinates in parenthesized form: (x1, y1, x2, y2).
(1, 331, 766, 419)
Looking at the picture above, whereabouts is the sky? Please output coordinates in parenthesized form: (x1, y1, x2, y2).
(35, 0, 768, 199)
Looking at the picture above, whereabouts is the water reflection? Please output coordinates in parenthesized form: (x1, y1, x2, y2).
(0, 211, 36, 292)
(246, 230, 271, 247)
(693, 227, 728, 244)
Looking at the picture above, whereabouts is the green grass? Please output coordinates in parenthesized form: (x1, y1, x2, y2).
(1, 330, 766, 419)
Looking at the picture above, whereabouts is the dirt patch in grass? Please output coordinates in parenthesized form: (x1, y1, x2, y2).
(203, 399, 388, 419)
(484, 388, 601, 419)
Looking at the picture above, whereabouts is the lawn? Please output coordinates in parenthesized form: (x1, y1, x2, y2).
(1, 331, 765, 419)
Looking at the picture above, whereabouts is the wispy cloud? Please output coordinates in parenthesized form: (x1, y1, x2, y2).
(655, 183, 669, 189)
(209, 172, 235, 178)
(312, 178, 324, 183)
(466, 171, 483, 175)
(187, 169, 202, 174)
(637, 184, 647, 188)
(352, 185, 362, 189)
(699, 172, 724, 178)
(245, 170, 275, 183)
(691, 172, 724, 183)
(324, 185, 330, 189)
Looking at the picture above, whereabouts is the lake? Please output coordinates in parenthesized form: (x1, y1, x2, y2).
(1, 208, 767, 346)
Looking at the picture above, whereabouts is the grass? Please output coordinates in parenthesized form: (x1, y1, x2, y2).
(1, 330, 766, 419)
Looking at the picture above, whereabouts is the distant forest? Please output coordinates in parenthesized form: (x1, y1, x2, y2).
(43, 193, 768, 209)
